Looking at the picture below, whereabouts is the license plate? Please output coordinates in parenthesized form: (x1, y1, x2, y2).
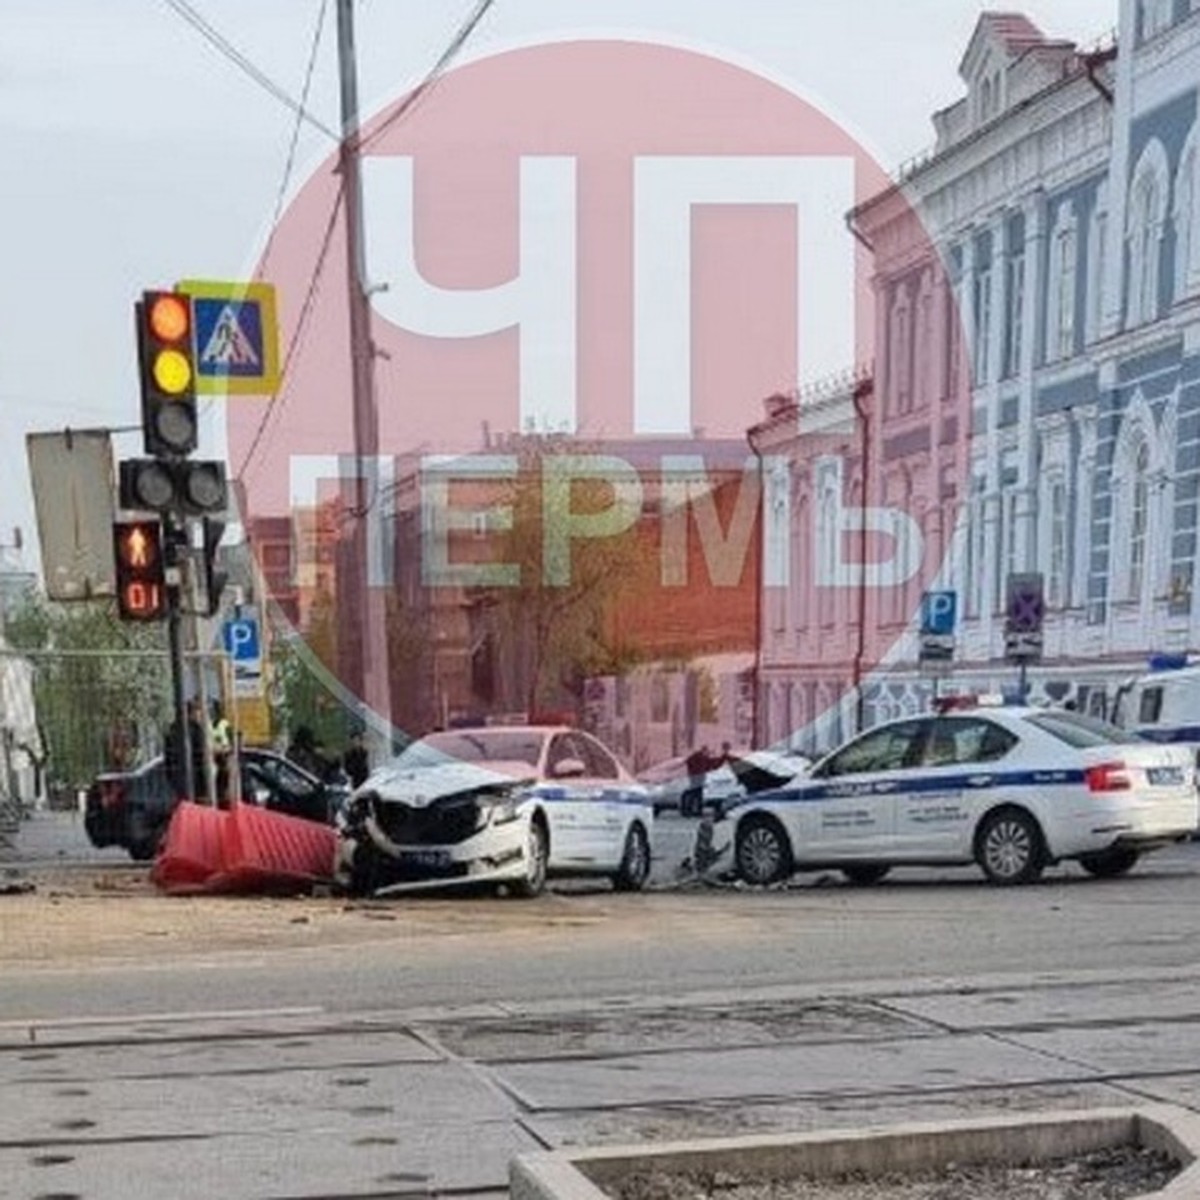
(1148, 767, 1185, 786)
(399, 849, 451, 868)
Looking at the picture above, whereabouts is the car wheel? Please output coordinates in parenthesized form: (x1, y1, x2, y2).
(976, 808, 1045, 886)
(1079, 847, 1141, 879)
(512, 817, 548, 898)
(735, 816, 792, 887)
(613, 823, 651, 892)
(842, 864, 890, 886)
(128, 839, 158, 862)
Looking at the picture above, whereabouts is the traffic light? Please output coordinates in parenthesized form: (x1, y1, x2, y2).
(136, 290, 197, 457)
(113, 519, 167, 622)
(120, 458, 228, 515)
(201, 517, 228, 617)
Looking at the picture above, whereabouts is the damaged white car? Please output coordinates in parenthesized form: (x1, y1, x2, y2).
(334, 726, 655, 897)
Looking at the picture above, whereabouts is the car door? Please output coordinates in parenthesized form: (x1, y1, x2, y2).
(574, 732, 637, 867)
(806, 720, 931, 859)
(537, 733, 592, 865)
(893, 717, 1018, 858)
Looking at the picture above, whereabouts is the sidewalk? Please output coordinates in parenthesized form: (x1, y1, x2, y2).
(4, 967, 1200, 1199)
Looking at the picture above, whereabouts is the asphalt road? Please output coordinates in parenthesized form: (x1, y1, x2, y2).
(7, 814, 1200, 1199)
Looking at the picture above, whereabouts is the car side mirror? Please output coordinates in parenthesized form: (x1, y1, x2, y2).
(552, 757, 587, 779)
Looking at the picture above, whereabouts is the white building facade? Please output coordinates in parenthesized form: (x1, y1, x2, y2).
(758, 5, 1200, 754)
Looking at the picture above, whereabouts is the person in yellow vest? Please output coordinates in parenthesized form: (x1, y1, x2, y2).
(210, 701, 233, 805)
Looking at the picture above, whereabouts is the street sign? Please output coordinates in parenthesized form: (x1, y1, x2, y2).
(177, 280, 280, 395)
(27, 431, 117, 601)
(1005, 573, 1045, 663)
(222, 615, 264, 698)
(919, 590, 957, 664)
(233, 694, 272, 746)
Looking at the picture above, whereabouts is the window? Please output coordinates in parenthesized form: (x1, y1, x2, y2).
(1027, 711, 1141, 749)
(949, 274, 967, 391)
(1139, 686, 1164, 725)
(576, 733, 621, 780)
(1004, 248, 1025, 377)
(997, 487, 1019, 612)
(414, 730, 545, 768)
(1142, 0, 1173, 39)
(1128, 141, 1169, 327)
(1175, 139, 1198, 300)
(1087, 188, 1108, 343)
(816, 720, 929, 777)
(973, 265, 992, 385)
(1047, 477, 1068, 607)
(1128, 441, 1151, 601)
(922, 718, 1018, 767)
(1047, 202, 1077, 361)
(916, 274, 935, 404)
(966, 478, 987, 619)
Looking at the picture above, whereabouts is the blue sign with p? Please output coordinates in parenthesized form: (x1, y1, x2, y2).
(921, 591, 958, 637)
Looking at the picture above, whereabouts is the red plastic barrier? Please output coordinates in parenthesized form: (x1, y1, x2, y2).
(150, 801, 229, 894)
(220, 803, 337, 890)
(151, 802, 336, 895)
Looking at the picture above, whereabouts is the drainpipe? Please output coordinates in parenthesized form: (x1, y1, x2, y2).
(851, 379, 873, 736)
(1084, 46, 1117, 106)
(747, 425, 766, 749)
(845, 210, 876, 738)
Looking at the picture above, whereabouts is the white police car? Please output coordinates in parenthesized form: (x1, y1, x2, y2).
(710, 705, 1198, 887)
(335, 726, 654, 897)
(1116, 656, 1200, 761)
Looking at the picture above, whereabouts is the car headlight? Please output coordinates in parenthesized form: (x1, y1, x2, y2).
(477, 793, 520, 827)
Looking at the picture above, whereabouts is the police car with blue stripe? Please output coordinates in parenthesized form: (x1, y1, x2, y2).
(712, 702, 1198, 888)
(1117, 656, 1200, 763)
(335, 726, 653, 897)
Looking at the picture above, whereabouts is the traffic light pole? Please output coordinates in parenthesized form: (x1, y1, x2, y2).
(165, 512, 195, 802)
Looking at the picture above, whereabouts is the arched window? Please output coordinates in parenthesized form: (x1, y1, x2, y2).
(1175, 130, 1199, 301)
(1127, 140, 1170, 327)
(1111, 393, 1169, 607)
(1128, 442, 1151, 601)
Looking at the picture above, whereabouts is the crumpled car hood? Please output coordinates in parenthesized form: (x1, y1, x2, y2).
(359, 759, 536, 808)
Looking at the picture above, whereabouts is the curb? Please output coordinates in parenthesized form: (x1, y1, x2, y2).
(511, 1106, 1200, 1200)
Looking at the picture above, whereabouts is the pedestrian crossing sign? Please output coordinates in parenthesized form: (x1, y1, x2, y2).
(177, 279, 281, 395)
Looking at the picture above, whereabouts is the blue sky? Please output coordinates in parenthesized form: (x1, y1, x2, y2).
(0, 0, 1115, 577)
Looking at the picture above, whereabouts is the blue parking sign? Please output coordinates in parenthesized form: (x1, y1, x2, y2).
(921, 591, 958, 637)
(222, 618, 261, 663)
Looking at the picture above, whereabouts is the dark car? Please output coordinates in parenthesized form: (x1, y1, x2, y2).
(85, 750, 348, 861)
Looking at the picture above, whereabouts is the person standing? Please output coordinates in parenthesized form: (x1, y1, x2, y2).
(210, 702, 233, 805)
(682, 744, 713, 818)
(165, 699, 207, 802)
(342, 729, 370, 789)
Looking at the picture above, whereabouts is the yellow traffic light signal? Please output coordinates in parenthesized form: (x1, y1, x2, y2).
(113, 519, 167, 621)
(137, 290, 197, 457)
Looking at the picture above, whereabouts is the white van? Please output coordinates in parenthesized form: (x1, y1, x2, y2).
(1114, 657, 1200, 761)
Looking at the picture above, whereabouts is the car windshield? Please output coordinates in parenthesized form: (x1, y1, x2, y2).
(396, 730, 545, 768)
(1026, 711, 1144, 749)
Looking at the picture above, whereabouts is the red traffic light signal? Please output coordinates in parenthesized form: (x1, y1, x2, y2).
(113, 519, 167, 621)
(137, 290, 197, 458)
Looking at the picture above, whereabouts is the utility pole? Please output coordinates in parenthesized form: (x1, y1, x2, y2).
(336, 0, 393, 759)
(164, 514, 195, 802)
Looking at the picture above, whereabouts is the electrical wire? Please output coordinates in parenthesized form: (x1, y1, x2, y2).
(159, 0, 339, 141)
(235, 183, 346, 482)
(358, 0, 496, 151)
(270, 0, 330, 236)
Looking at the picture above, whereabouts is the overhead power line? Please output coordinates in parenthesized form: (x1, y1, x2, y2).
(359, 0, 496, 151)
(160, 0, 339, 141)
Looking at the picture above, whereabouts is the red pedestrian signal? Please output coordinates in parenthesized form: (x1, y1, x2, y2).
(136, 290, 197, 457)
(113, 520, 167, 621)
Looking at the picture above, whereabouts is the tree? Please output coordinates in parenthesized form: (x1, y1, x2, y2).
(4, 595, 172, 791)
(477, 438, 652, 714)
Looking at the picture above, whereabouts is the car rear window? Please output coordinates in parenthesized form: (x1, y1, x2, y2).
(1026, 711, 1143, 749)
